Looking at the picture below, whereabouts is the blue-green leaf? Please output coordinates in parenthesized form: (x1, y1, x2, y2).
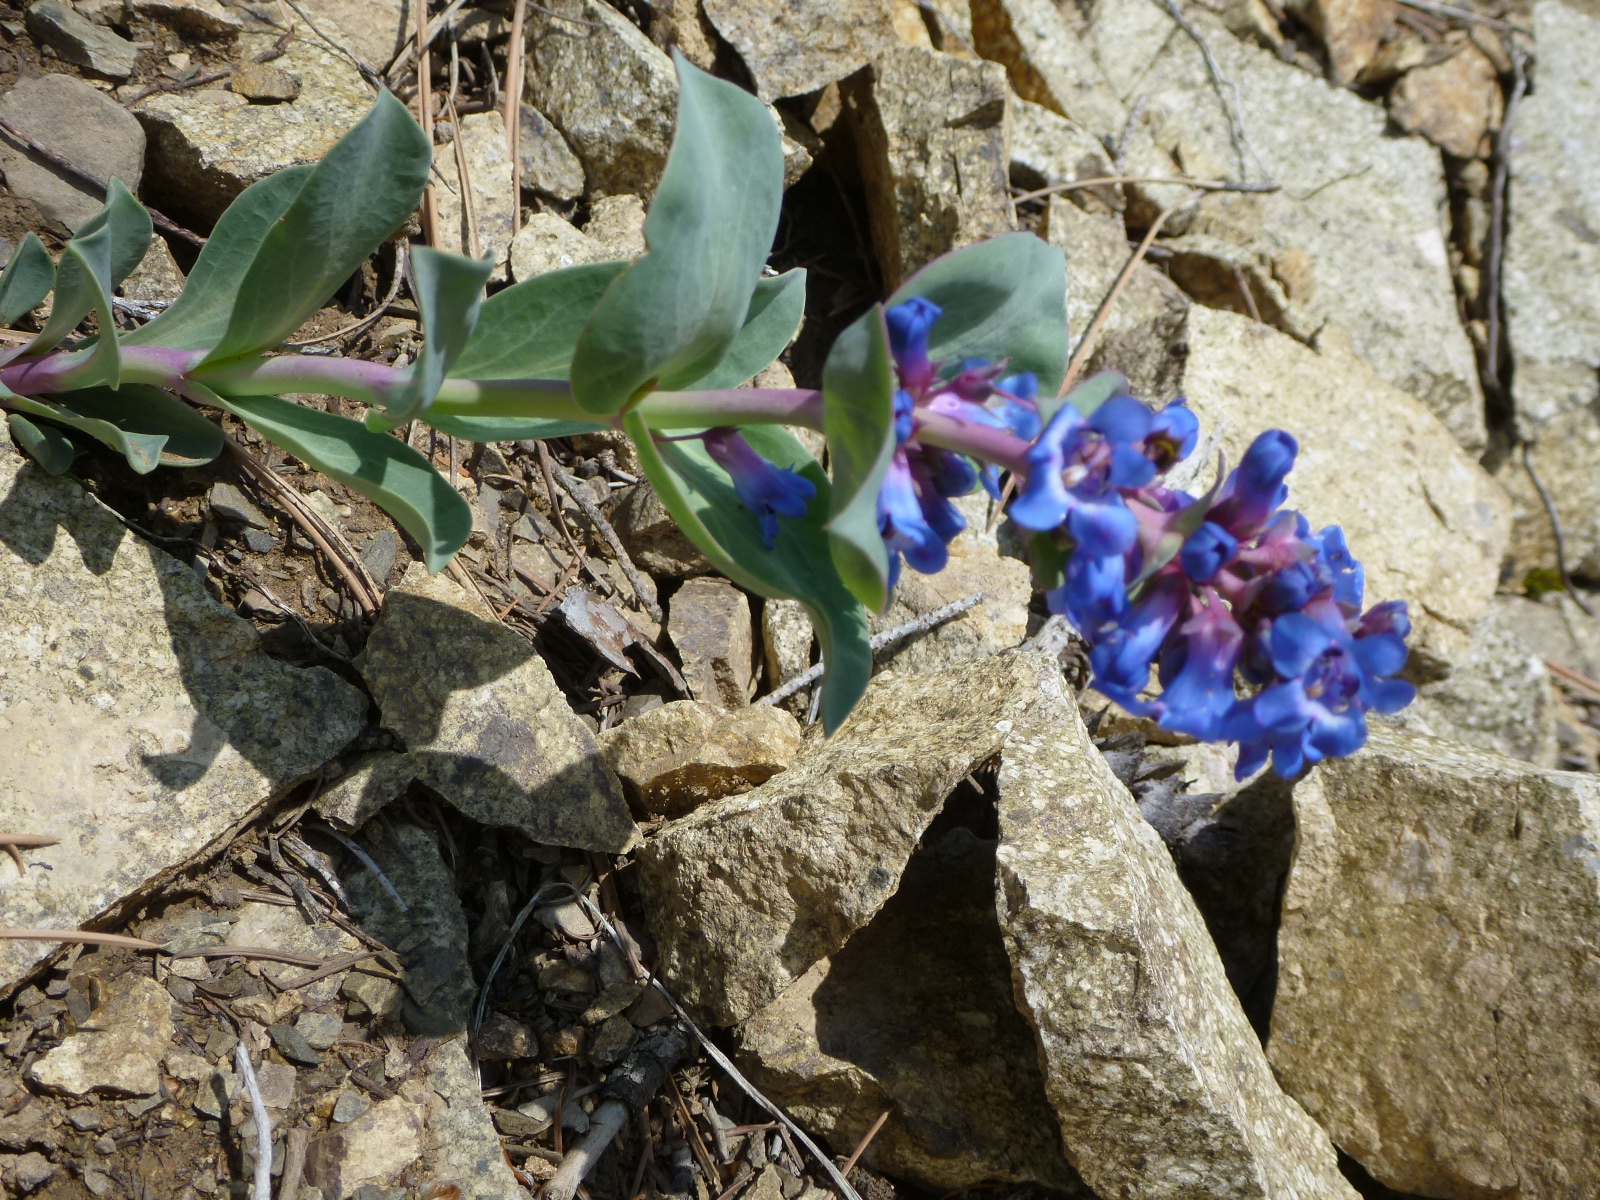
(569, 56, 784, 413)
(0, 234, 55, 328)
(448, 260, 628, 381)
(388, 245, 494, 421)
(889, 233, 1068, 395)
(678, 269, 806, 390)
(422, 414, 607, 441)
(73, 179, 153, 289)
(51, 385, 223, 466)
(27, 229, 119, 387)
(5, 392, 166, 472)
(202, 92, 431, 365)
(123, 166, 313, 351)
(821, 304, 896, 613)
(200, 388, 471, 572)
(623, 409, 871, 731)
(6, 412, 76, 474)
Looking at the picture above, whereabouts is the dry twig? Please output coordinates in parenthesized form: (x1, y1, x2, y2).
(838, 1109, 892, 1179)
(0, 930, 160, 949)
(1156, 0, 1264, 181)
(235, 1043, 274, 1200)
(1522, 442, 1595, 616)
(550, 462, 662, 622)
(1011, 175, 1278, 205)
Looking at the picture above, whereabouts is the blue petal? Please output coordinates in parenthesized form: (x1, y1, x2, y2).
(1351, 631, 1407, 678)
(1268, 612, 1336, 679)
(1270, 736, 1307, 779)
(1364, 676, 1417, 714)
(1234, 739, 1271, 780)
(1179, 522, 1238, 584)
(1067, 496, 1138, 557)
(1108, 444, 1158, 488)
(1253, 679, 1314, 734)
(1060, 553, 1128, 632)
(1309, 709, 1367, 759)
(1087, 395, 1154, 443)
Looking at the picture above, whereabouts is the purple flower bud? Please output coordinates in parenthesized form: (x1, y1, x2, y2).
(924, 448, 980, 498)
(1212, 430, 1297, 534)
(1179, 521, 1238, 583)
(893, 388, 915, 445)
(701, 428, 817, 550)
(886, 297, 941, 393)
(1261, 561, 1323, 613)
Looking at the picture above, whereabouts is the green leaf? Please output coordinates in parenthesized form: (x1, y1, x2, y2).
(0, 234, 55, 328)
(449, 260, 628, 381)
(51, 385, 223, 466)
(200, 388, 471, 572)
(1026, 530, 1068, 595)
(388, 245, 494, 420)
(677, 269, 806, 390)
(569, 55, 784, 414)
(1040, 369, 1127, 425)
(623, 409, 871, 732)
(5, 392, 166, 472)
(201, 92, 431, 365)
(27, 229, 119, 387)
(73, 179, 153, 289)
(6, 412, 76, 474)
(821, 304, 896, 613)
(123, 166, 313, 350)
(889, 233, 1068, 395)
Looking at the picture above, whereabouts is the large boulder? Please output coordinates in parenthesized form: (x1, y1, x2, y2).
(1081, 0, 1486, 453)
(0, 74, 144, 231)
(1269, 726, 1600, 1198)
(0, 423, 364, 989)
(1498, 0, 1600, 575)
(702, 0, 898, 101)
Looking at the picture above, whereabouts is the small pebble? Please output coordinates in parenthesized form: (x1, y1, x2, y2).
(66, 1108, 102, 1131)
(242, 528, 275, 553)
(536, 900, 596, 940)
(294, 1010, 342, 1051)
(267, 1023, 322, 1066)
(331, 1088, 371, 1124)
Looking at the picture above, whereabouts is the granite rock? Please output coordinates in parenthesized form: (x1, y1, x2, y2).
(518, 103, 585, 202)
(417, 1037, 525, 1199)
(845, 44, 1015, 288)
(508, 213, 612, 282)
(613, 482, 714, 577)
(0, 73, 145, 231)
(28, 976, 173, 1097)
(995, 671, 1358, 1200)
(525, 0, 679, 199)
(355, 564, 637, 852)
(297, 0, 412, 71)
(1044, 192, 1188, 345)
(598, 700, 803, 816)
(1282, 0, 1396, 84)
(637, 655, 1069, 1024)
(25, 0, 139, 77)
(1269, 726, 1600, 1198)
(135, 20, 372, 219)
(1095, 306, 1509, 667)
(434, 112, 517, 276)
(761, 597, 815, 694)
(667, 577, 756, 708)
(304, 1096, 425, 1198)
(128, 0, 241, 35)
(343, 820, 475, 1036)
(0, 424, 364, 989)
(229, 62, 301, 103)
(735, 827, 1088, 1192)
(702, 0, 898, 101)
(1499, 1, 1600, 575)
(649, 0, 718, 71)
(870, 550, 1031, 675)
(119, 233, 185, 305)
(1388, 38, 1502, 159)
(1083, 0, 1485, 452)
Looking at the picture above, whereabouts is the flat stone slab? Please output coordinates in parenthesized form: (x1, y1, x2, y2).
(0, 424, 365, 989)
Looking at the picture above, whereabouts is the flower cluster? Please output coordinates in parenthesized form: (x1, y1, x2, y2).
(1008, 395, 1415, 779)
(878, 297, 1041, 587)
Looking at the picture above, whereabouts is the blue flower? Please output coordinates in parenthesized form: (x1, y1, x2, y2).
(701, 428, 817, 549)
(1179, 522, 1238, 584)
(1212, 430, 1297, 534)
(1313, 525, 1364, 607)
(1087, 577, 1185, 708)
(1048, 552, 1128, 634)
(886, 297, 940, 393)
(879, 453, 951, 582)
(1156, 602, 1245, 741)
(1146, 402, 1199, 471)
(893, 389, 915, 445)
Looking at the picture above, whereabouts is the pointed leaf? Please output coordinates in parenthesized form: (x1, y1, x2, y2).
(569, 56, 784, 413)
(202, 92, 431, 364)
(0, 234, 55, 328)
(73, 179, 153, 289)
(889, 233, 1068, 395)
(623, 408, 871, 731)
(51, 385, 223, 466)
(6, 412, 76, 474)
(124, 166, 313, 350)
(677, 269, 807, 390)
(821, 304, 896, 613)
(387, 245, 494, 420)
(448, 260, 628, 381)
(27, 230, 119, 387)
(5, 393, 167, 472)
(201, 389, 471, 572)
(422, 413, 607, 441)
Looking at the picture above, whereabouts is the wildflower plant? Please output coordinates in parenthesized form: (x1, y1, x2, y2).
(0, 58, 1413, 772)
